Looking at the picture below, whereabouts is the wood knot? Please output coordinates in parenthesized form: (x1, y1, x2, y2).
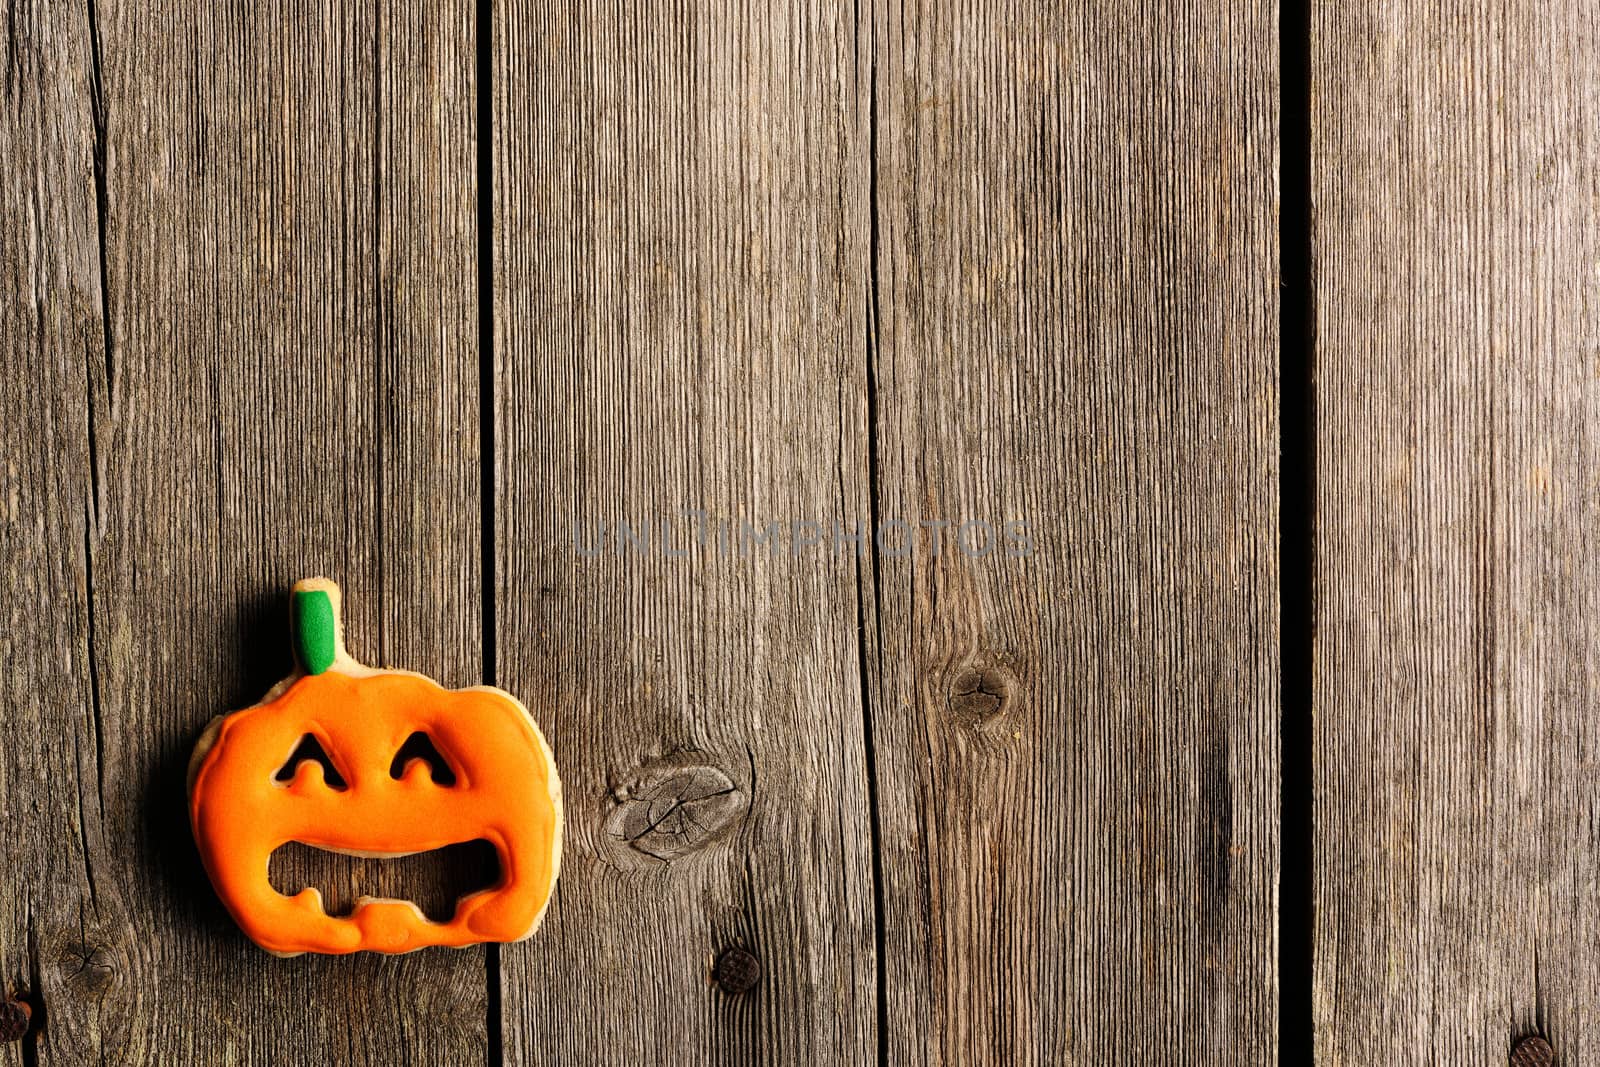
(0, 997, 32, 1042)
(712, 946, 760, 995)
(1510, 1036, 1554, 1067)
(948, 665, 1013, 725)
(59, 939, 116, 994)
(605, 762, 745, 863)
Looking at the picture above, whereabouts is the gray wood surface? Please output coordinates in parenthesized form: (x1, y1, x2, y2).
(3, 1, 486, 1063)
(1314, 3, 1600, 1062)
(862, 1, 1281, 1061)
(0, 1, 102, 1063)
(490, 2, 879, 1062)
(493, 0, 1280, 1063)
(4, 0, 1281, 1062)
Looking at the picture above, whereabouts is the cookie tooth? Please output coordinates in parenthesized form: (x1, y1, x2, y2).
(396, 758, 435, 790)
(286, 757, 333, 797)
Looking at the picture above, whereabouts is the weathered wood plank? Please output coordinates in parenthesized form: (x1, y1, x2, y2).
(2, 2, 486, 1062)
(1314, 4, 1600, 1061)
(491, 2, 878, 1063)
(866, 1, 1281, 1061)
(0, 2, 102, 1063)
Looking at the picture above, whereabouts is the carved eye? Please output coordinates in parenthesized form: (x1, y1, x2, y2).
(389, 732, 457, 786)
(274, 735, 348, 789)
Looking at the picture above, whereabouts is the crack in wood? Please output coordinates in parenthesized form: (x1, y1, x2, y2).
(606, 764, 746, 863)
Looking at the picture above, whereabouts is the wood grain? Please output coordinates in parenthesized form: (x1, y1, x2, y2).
(0, 2, 102, 1064)
(864, 1, 1281, 1061)
(491, 2, 879, 1062)
(4, 1, 486, 1062)
(4, 0, 1285, 1059)
(492, 0, 1279, 1063)
(1315, 3, 1600, 1062)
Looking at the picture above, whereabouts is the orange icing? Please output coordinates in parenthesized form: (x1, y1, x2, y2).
(188, 582, 560, 956)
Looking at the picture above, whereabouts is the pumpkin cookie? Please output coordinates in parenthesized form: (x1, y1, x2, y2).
(188, 578, 562, 956)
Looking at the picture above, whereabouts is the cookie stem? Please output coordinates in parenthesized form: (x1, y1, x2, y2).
(291, 580, 342, 674)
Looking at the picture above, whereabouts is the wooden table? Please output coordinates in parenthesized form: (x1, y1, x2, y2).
(0, 1, 1586, 1063)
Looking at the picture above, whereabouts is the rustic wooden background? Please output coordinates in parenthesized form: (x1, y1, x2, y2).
(0, 0, 1585, 1064)
(1312, 3, 1600, 1065)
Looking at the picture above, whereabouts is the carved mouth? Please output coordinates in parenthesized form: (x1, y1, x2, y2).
(268, 839, 500, 921)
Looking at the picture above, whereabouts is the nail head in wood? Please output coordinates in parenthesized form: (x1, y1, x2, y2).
(0, 997, 31, 1042)
(1511, 1035, 1554, 1067)
(712, 946, 760, 995)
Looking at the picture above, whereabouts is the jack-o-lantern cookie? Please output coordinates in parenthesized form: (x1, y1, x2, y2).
(188, 578, 562, 956)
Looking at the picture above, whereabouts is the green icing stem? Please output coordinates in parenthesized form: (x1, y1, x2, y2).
(293, 590, 337, 675)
